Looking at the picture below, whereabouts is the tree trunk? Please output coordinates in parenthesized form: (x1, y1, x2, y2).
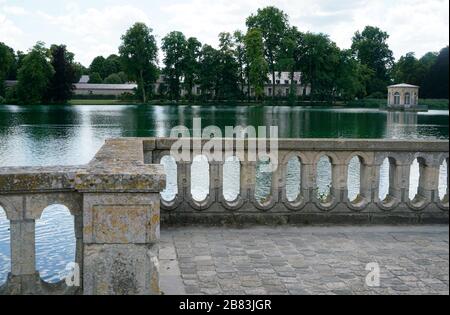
(272, 69, 276, 100)
(140, 70, 146, 103)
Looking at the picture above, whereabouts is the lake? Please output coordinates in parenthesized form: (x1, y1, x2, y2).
(0, 104, 449, 284)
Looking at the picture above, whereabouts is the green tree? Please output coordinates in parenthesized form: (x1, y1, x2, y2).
(218, 32, 240, 99)
(392, 52, 425, 85)
(89, 56, 106, 79)
(17, 42, 54, 104)
(45, 45, 76, 103)
(0, 42, 15, 96)
(183, 37, 202, 99)
(421, 46, 449, 99)
(162, 31, 188, 100)
(351, 26, 394, 95)
(233, 30, 249, 98)
(300, 33, 341, 101)
(245, 29, 268, 100)
(104, 73, 123, 84)
(246, 6, 289, 98)
(335, 50, 373, 101)
(73, 62, 87, 83)
(88, 72, 103, 83)
(198, 45, 221, 99)
(119, 22, 159, 103)
(279, 26, 304, 98)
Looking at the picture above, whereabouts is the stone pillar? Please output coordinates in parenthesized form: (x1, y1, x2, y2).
(76, 165, 165, 295)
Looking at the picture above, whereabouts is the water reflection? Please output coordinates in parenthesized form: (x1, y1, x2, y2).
(0, 104, 448, 282)
(0, 206, 10, 285)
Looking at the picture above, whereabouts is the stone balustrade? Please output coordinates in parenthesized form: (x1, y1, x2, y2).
(144, 138, 449, 225)
(0, 137, 448, 295)
(0, 139, 165, 295)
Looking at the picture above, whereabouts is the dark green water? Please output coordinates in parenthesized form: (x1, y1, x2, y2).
(0, 104, 448, 167)
(0, 104, 448, 284)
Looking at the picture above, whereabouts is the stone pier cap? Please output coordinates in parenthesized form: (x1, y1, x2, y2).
(0, 138, 166, 194)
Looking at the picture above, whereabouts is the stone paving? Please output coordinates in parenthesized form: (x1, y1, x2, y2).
(160, 226, 449, 295)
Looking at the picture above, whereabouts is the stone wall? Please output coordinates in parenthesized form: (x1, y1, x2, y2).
(0, 139, 165, 295)
(145, 138, 449, 225)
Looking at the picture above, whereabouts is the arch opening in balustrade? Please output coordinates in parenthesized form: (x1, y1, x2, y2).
(316, 155, 332, 202)
(223, 156, 240, 202)
(409, 157, 425, 201)
(35, 204, 76, 284)
(347, 156, 362, 203)
(379, 157, 394, 202)
(0, 206, 10, 286)
(160, 155, 178, 202)
(286, 156, 302, 202)
(191, 155, 210, 202)
(255, 156, 273, 205)
(439, 159, 448, 202)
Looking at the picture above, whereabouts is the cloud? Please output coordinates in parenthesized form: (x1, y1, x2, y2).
(35, 5, 153, 65)
(2, 5, 28, 16)
(0, 0, 448, 65)
(0, 13, 25, 48)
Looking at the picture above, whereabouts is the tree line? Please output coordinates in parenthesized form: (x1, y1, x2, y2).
(0, 6, 448, 105)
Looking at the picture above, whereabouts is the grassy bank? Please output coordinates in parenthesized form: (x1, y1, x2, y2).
(348, 98, 449, 110)
(68, 99, 139, 105)
(51, 97, 450, 109)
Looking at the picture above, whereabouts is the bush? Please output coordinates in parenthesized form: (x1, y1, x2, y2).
(0, 96, 5, 104)
(5, 86, 18, 104)
(104, 73, 123, 84)
(367, 91, 386, 99)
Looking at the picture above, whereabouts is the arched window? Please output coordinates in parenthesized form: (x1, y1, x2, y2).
(394, 92, 401, 105)
(405, 92, 411, 105)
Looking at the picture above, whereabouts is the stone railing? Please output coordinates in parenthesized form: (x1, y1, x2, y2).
(0, 139, 165, 295)
(145, 138, 449, 225)
(0, 137, 448, 294)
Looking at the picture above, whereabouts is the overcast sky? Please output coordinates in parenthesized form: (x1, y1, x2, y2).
(1, 0, 449, 66)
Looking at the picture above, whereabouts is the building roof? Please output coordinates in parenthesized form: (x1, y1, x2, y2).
(78, 75, 90, 83)
(388, 83, 420, 88)
(74, 83, 137, 90)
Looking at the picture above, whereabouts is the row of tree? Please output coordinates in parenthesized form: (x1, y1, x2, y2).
(1, 6, 449, 104)
(0, 42, 85, 104)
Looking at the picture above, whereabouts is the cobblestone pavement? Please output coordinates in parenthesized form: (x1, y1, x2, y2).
(160, 226, 449, 295)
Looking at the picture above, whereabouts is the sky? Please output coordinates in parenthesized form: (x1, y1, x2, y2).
(1, 0, 449, 67)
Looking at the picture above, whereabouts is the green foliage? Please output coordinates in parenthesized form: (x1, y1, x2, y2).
(245, 29, 268, 100)
(392, 52, 425, 85)
(299, 33, 341, 101)
(104, 73, 123, 84)
(88, 72, 103, 83)
(0, 42, 15, 96)
(198, 45, 221, 98)
(351, 26, 394, 95)
(246, 6, 289, 95)
(162, 31, 188, 99)
(45, 45, 76, 104)
(16, 42, 54, 104)
(421, 46, 449, 99)
(89, 56, 106, 78)
(183, 37, 202, 99)
(119, 22, 159, 103)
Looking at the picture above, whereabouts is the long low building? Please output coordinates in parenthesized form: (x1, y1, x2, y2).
(4, 72, 311, 98)
(73, 83, 137, 96)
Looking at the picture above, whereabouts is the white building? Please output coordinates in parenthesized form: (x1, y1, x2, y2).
(387, 83, 420, 109)
(73, 83, 138, 96)
(154, 71, 311, 97)
(245, 72, 311, 97)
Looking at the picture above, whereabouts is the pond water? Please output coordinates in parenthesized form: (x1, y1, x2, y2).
(0, 104, 448, 284)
